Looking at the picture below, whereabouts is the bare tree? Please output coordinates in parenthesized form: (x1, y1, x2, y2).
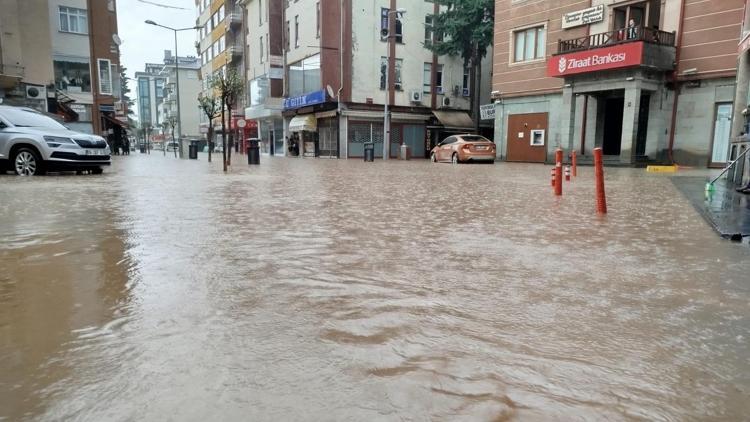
(212, 69, 244, 171)
(160, 121, 169, 156)
(166, 116, 178, 158)
(198, 91, 220, 163)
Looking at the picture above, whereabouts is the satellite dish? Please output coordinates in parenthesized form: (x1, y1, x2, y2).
(112, 34, 123, 46)
(326, 85, 335, 99)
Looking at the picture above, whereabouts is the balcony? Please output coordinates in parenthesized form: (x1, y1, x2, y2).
(557, 27, 676, 54)
(549, 27, 677, 77)
(226, 43, 243, 60)
(0, 63, 24, 89)
(228, 11, 241, 28)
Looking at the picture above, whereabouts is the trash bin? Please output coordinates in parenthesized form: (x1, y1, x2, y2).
(400, 144, 410, 160)
(364, 142, 374, 162)
(248, 138, 260, 165)
(188, 141, 198, 159)
(140, 144, 146, 153)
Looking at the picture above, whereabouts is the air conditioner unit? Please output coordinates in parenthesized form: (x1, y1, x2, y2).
(410, 90, 423, 103)
(442, 97, 451, 107)
(26, 85, 47, 100)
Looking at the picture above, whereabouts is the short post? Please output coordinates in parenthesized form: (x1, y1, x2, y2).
(550, 168, 555, 187)
(571, 150, 577, 177)
(594, 147, 607, 214)
(555, 149, 563, 196)
(565, 165, 571, 181)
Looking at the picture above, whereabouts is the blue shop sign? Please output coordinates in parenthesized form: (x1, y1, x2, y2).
(283, 90, 326, 110)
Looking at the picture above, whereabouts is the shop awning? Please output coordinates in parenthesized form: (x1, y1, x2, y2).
(102, 114, 129, 128)
(288, 114, 317, 132)
(432, 110, 474, 129)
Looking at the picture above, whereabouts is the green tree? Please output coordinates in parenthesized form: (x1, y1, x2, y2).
(198, 90, 221, 163)
(427, 0, 494, 133)
(211, 69, 244, 171)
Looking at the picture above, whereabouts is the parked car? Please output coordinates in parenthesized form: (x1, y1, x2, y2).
(430, 134, 496, 164)
(0, 105, 110, 175)
(166, 141, 179, 152)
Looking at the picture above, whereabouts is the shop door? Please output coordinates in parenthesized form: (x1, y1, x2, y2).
(603, 97, 624, 156)
(506, 113, 548, 163)
(348, 122, 384, 158)
(635, 94, 650, 156)
(318, 118, 337, 158)
(403, 125, 426, 158)
(710, 103, 732, 167)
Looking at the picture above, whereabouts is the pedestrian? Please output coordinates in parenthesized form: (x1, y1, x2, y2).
(627, 18, 638, 40)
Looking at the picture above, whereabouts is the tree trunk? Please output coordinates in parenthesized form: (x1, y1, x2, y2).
(172, 127, 177, 158)
(221, 104, 227, 172)
(207, 126, 212, 163)
(227, 104, 233, 166)
(473, 49, 481, 135)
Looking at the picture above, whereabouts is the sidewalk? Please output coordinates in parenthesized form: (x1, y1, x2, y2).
(672, 177, 750, 241)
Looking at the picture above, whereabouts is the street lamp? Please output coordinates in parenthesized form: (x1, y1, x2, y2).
(382, 8, 405, 160)
(145, 20, 200, 157)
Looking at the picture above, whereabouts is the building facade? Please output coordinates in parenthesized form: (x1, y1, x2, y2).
(0, 0, 125, 140)
(730, 0, 750, 186)
(135, 62, 167, 131)
(245, 0, 492, 159)
(156, 58, 202, 141)
(493, 0, 744, 167)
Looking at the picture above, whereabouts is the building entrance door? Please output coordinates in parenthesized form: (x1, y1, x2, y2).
(635, 94, 651, 156)
(506, 113, 548, 163)
(603, 97, 624, 156)
(710, 103, 733, 167)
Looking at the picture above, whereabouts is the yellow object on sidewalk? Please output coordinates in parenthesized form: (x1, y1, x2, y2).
(646, 165, 679, 173)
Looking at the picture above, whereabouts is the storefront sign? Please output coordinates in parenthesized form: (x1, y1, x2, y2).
(562, 5, 604, 29)
(283, 90, 326, 110)
(547, 42, 644, 77)
(480, 104, 495, 120)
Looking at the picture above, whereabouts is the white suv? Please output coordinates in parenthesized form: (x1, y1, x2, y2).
(0, 105, 111, 175)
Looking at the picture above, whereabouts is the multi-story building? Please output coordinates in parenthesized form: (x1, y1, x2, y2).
(276, 0, 492, 159)
(493, 0, 744, 167)
(195, 0, 246, 143)
(156, 55, 202, 142)
(0, 0, 55, 112)
(730, 0, 750, 187)
(135, 62, 168, 131)
(1, 0, 125, 140)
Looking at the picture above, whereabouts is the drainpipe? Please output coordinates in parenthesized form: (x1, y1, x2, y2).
(667, 0, 687, 164)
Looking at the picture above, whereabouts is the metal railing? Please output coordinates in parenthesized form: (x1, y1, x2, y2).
(557, 27, 676, 54)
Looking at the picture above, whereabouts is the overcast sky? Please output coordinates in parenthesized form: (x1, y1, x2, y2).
(118, 0, 197, 96)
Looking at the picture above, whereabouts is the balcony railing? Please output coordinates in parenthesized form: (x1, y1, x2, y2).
(557, 26, 676, 55)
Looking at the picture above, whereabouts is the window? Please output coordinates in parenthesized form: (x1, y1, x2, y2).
(435, 64, 443, 94)
(423, 63, 431, 93)
(59, 6, 88, 34)
(294, 15, 299, 48)
(424, 15, 434, 46)
(380, 57, 403, 90)
(513, 25, 546, 62)
(259, 0, 262, 25)
(155, 78, 165, 100)
(462, 67, 470, 96)
(54, 60, 91, 92)
(288, 54, 321, 96)
(381, 8, 403, 43)
(218, 5, 225, 21)
(219, 35, 225, 52)
(260, 36, 264, 62)
(98, 59, 113, 95)
(316, 2, 320, 38)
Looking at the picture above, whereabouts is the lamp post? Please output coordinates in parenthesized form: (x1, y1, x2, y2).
(382, 8, 405, 161)
(145, 20, 200, 157)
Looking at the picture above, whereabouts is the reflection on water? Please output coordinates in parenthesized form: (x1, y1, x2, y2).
(1, 155, 749, 420)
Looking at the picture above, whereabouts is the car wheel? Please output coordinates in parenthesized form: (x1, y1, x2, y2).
(13, 147, 42, 176)
(91, 167, 104, 175)
(431, 153, 438, 163)
(452, 153, 459, 165)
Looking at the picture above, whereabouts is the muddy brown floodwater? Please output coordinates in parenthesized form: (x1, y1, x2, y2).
(1, 154, 749, 421)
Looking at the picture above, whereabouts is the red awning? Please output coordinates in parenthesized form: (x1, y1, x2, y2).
(102, 114, 129, 128)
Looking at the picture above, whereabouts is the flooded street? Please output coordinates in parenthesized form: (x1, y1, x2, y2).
(1, 154, 749, 421)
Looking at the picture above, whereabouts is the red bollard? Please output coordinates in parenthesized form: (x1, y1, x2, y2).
(550, 168, 555, 187)
(594, 147, 607, 214)
(565, 166, 571, 181)
(554, 149, 563, 196)
(571, 150, 577, 177)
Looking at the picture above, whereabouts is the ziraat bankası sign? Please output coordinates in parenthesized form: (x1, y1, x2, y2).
(547, 42, 644, 77)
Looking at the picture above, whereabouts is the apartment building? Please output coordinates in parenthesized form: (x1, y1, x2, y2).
(730, 0, 750, 186)
(493, 0, 744, 167)
(135, 62, 168, 130)
(0, 0, 125, 139)
(267, 0, 491, 159)
(195, 0, 246, 142)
